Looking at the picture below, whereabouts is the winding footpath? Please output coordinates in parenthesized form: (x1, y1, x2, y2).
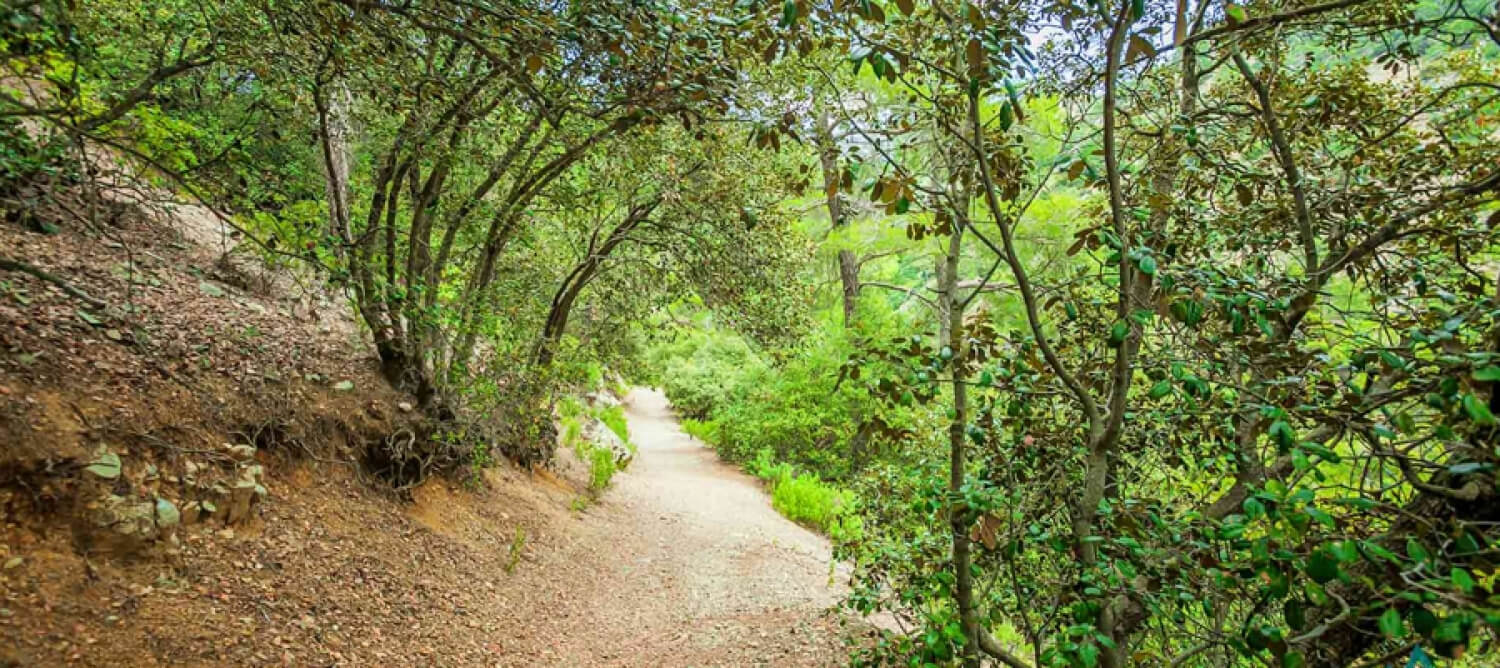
(493, 388, 851, 666)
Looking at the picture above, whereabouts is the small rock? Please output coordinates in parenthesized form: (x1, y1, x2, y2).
(182, 502, 201, 525)
(397, 402, 414, 412)
(225, 480, 257, 525)
(154, 498, 181, 528)
(241, 463, 263, 480)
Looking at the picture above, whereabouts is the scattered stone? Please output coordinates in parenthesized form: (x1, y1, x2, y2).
(397, 402, 414, 412)
(583, 418, 634, 467)
(86, 495, 160, 554)
(154, 498, 181, 528)
(585, 391, 621, 409)
(225, 480, 257, 525)
(197, 280, 226, 298)
(182, 501, 201, 525)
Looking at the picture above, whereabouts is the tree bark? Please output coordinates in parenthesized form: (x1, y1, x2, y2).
(814, 109, 861, 327)
(532, 197, 661, 367)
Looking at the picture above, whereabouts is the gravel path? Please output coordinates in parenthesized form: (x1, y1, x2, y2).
(492, 388, 850, 666)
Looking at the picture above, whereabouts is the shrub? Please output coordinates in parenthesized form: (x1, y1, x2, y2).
(595, 404, 630, 444)
(588, 446, 617, 492)
(558, 395, 585, 420)
(680, 418, 719, 444)
(751, 446, 793, 483)
(771, 472, 843, 532)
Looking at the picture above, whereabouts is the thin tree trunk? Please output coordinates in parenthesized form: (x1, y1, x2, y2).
(815, 110, 861, 327)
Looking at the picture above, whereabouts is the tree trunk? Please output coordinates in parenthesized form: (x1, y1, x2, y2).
(815, 109, 870, 467)
(815, 110, 861, 327)
(936, 223, 981, 668)
(532, 198, 660, 368)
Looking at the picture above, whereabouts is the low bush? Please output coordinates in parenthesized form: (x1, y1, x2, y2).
(680, 418, 718, 444)
(771, 472, 843, 533)
(595, 404, 630, 444)
(750, 446, 793, 483)
(588, 446, 618, 492)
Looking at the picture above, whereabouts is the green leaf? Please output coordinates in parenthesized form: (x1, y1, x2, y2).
(1305, 548, 1340, 584)
(1410, 608, 1438, 637)
(1107, 321, 1129, 347)
(1296, 441, 1341, 464)
(1225, 3, 1248, 23)
(1472, 366, 1500, 382)
(1284, 598, 1306, 630)
(84, 451, 122, 479)
(1078, 642, 1099, 667)
(1379, 607, 1405, 638)
(1243, 497, 1265, 519)
(1137, 255, 1157, 276)
(1379, 350, 1406, 370)
(1149, 380, 1172, 399)
(1305, 506, 1336, 529)
(1451, 567, 1475, 594)
(1461, 394, 1496, 426)
(1406, 537, 1430, 565)
(76, 309, 103, 326)
(1447, 462, 1491, 476)
(1359, 540, 1398, 563)
(1281, 651, 1305, 668)
(1268, 420, 1296, 450)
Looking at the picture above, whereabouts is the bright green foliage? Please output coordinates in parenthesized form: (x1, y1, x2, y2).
(770, 472, 843, 533)
(588, 447, 617, 493)
(595, 405, 630, 446)
(680, 418, 719, 445)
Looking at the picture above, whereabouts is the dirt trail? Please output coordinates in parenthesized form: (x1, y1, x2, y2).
(490, 387, 849, 666)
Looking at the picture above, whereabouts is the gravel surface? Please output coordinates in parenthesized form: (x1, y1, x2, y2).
(493, 388, 851, 666)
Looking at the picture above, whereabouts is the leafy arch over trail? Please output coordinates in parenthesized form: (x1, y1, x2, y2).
(4, 0, 1500, 665)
